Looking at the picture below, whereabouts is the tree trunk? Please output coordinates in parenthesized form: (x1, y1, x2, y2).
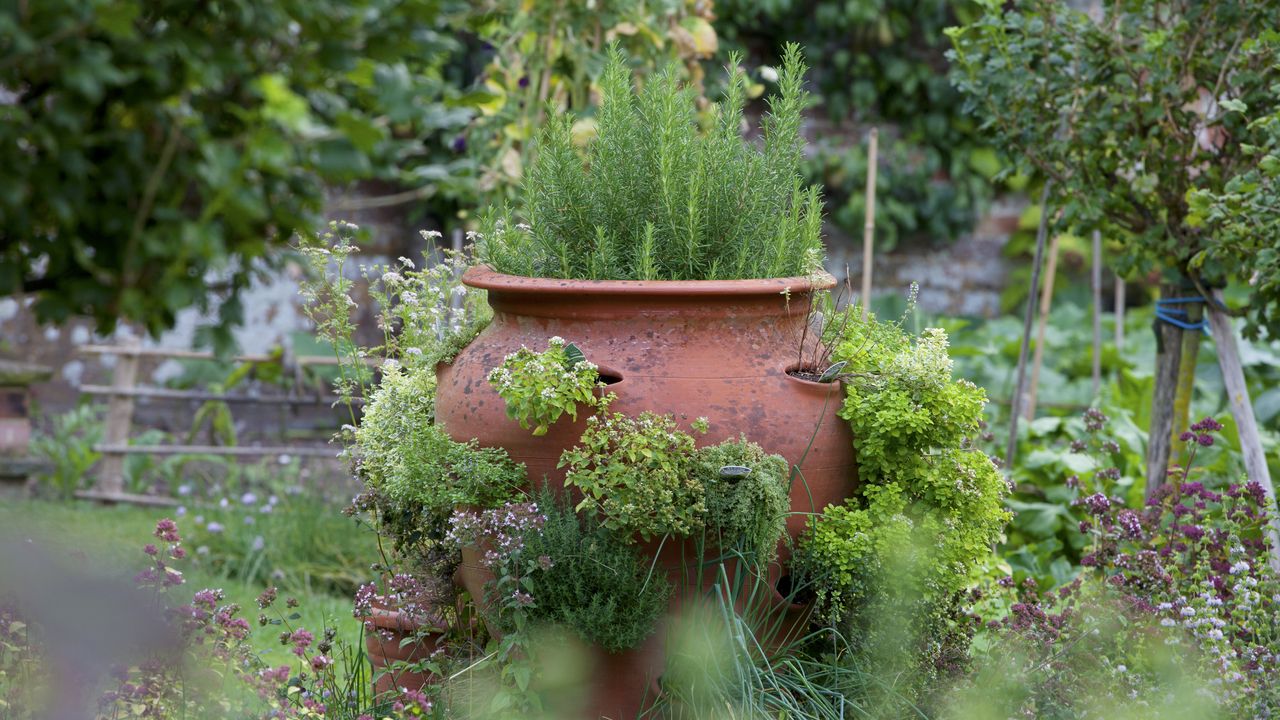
(1145, 283, 1184, 500)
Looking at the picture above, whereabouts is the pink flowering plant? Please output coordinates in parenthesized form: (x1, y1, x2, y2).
(0, 517, 448, 719)
(445, 501, 548, 716)
(968, 411, 1280, 717)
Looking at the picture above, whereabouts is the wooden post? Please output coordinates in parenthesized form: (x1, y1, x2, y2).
(1170, 300, 1204, 461)
(860, 128, 878, 321)
(1091, 230, 1103, 399)
(1145, 283, 1185, 500)
(1006, 183, 1053, 466)
(1207, 290, 1280, 573)
(1025, 232, 1061, 420)
(97, 338, 141, 495)
(1114, 275, 1126, 352)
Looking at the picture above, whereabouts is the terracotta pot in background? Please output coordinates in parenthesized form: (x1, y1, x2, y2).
(362, 602, 448, 697)
(436, 267, 859, 718)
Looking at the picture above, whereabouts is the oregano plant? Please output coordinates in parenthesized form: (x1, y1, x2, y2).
(487, 337, 602, 436)
(795, 311, 1010, 679)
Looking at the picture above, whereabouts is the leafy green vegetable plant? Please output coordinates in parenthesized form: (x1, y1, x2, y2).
(559, 410, 709, 541)
(478, 44, 825, 281)
(696, 436, 790, 564)
(30, 405, 104, 500)
(488, 337, 601, 436)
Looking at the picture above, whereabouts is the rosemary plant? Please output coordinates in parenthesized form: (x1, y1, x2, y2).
(478, 43, 825, 281)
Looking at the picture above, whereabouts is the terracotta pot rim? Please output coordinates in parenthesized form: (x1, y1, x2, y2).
(363, 604, 449, 634)
(463, 265, 835, 297)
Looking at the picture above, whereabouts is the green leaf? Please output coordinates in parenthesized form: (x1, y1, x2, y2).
(818, 361, 848, 383)
(95, 1, 140, 37)
(335, 112, 385, 154)
(1220, 98, 1248, 114)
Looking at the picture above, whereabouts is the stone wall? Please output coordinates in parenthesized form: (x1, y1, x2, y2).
(825, 195, 1025, 317)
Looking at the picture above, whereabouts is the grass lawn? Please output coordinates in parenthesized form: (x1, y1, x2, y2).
(0, 498, 364, 668)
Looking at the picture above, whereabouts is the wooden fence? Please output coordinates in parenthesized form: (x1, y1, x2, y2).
(75, 342, 363, 506)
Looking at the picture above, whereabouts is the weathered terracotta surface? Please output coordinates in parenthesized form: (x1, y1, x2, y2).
(437, 267, 857, 538)
(435, 266, 859, 718)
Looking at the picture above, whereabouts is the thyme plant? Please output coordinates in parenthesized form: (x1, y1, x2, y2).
(477, 44, 825, 281)
(697, 437, 790, 564)
(520, 489, 671, 653)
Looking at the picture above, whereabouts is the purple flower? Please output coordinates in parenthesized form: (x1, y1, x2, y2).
(1244, 481, 1267, 506)
(451, 135, 467, 153)
(1196, 434, 1213, 447)
(1182, 524, 1205, 541)
(206, 522, 225, 534)
(1179, 431, 1195, 442)
(1084, 493, 1111, 515)
(288, 628, 314, 656)
(1065, 475, 1080, 489)
(154, 519, 180, 543)
(143, 544, 158, 556)
(1069, 439, 1087, 453)
(310, 654, 333, 671)
(193, 589, 222, 608)
(1117, 510, 1141, 538)
(1191, 417, 1223, 432)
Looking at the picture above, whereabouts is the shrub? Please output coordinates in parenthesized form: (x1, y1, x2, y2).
(521, 489, 670, 653)
(560, 411, 708, 541)
(477, 44, 825, 281)
(696, 436, 790, 564)
(947, 1, 1280, 339)
(1, 0, 473, 346)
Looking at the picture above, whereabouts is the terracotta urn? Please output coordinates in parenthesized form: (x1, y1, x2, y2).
(435, 266, 858, 717)
(362, 602, 447, 697)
